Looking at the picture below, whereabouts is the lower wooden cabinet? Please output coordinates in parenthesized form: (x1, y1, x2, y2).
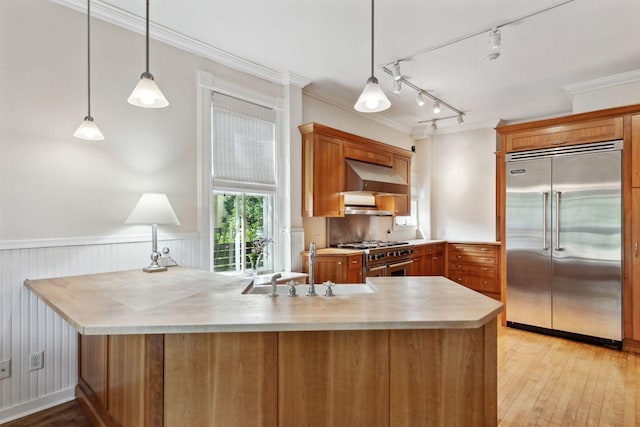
(301, 252, 363, 284)
(446, 243, 500, 299)
(410, 243, 445, 276)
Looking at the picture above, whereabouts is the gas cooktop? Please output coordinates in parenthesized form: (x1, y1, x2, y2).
(335, 241, 409, 250)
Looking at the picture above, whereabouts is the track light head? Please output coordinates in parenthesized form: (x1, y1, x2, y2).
(457, 114, 464, 125)
(416, 92, 425, 107)
(433, 101, 441, 114)
(392, 62, 402, 81)
(431, 120, 437, 131)
(392, 80, 402, 94)
(487, 28, 501, 60)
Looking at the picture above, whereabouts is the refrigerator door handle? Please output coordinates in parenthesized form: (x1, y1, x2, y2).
(555, 191, 563, 251)
(542, 192, 549, 250)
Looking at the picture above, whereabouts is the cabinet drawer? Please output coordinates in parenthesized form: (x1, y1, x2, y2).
(505, 117, 623, 153)
(449, 253, 496, 264)
(425, 244, 444, 255)
(465, 276, 499, 293)
(448, 263, 497, 277)
(413, 246, 427, 256)
(347, 254, 363, 270)
(448, 244, 497, 256)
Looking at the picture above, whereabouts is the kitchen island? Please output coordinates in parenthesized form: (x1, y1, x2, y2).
(25, 267, 503, 427)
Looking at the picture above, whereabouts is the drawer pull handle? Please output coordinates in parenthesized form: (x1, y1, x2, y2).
(482, 267, 489, 271)
(457, 278, 463, 282)
(551, 140, 566, 145)
(481, 248, 488, 251)
(482, 281, 488, 285)
(456, 255, 462, 259)
(432, 256, 438, 260)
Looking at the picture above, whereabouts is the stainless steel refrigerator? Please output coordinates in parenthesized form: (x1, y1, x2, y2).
(506, 140, 622, 344)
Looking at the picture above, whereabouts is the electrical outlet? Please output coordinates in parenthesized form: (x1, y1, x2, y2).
(29, 351, 44, 371)
(0, 359, 10, 380)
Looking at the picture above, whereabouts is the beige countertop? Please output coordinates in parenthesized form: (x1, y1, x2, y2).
(407, 239, 446, 246)
(25, 267, 503, 336)
(300, 247, 365, 255)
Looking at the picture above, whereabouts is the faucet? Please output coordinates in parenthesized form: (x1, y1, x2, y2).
(268, 273, 282, 298)
(307, 242, 317, 296)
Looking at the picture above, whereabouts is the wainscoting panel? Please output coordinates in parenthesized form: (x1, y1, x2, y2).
(290, 229, 305, 273)
(0, 234, 201, 423)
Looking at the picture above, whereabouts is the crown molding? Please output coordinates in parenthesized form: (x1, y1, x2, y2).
(49, 0, 310, 87)
(303, 86, 412, 134)
(563, 69, 640, 97)
(410, 119, 502, 138)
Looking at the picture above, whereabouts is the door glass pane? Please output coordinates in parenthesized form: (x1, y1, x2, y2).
(213, 192, 273, 273)
(213, 193, 243, 272)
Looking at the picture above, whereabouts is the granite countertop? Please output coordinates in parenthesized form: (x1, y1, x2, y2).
(25, 267, 503, 336)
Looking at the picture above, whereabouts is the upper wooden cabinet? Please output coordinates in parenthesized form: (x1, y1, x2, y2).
(299, 123, 413, 217)
(504, 117, 623, 153)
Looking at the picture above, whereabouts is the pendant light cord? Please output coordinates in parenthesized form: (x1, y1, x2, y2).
(146, 0, 150, 74)
(87, 0, 91, 117)
(370, 0, 374, 78)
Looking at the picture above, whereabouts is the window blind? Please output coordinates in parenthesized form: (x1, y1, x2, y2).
(212, 92, 276, 192)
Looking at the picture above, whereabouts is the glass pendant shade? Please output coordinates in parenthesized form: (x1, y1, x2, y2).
(354, 77, 391, 113)
(128, 73, 169, 108)
(74, 116, 104, 140)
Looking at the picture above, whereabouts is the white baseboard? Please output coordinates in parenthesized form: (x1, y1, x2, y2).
(0, 387, 76, 424)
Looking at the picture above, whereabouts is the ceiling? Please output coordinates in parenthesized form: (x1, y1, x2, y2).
(72, 0, 640, 132)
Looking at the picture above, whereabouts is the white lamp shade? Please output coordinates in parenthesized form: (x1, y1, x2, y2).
(354, 81, 391, 113)
(127, 76, 169, 108)
(73, 117, 104, 141)
(125, 193, 180, 225)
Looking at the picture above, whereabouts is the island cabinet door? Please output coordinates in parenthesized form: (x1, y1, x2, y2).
(278, 330, 390, 427)
(164, 332, 278, 427)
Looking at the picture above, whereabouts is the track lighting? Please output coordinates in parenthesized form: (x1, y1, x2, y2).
(354, 0, 390, 113)
(416, 92, 425, 107)
(433, 101, 441, 114)
(128, 0, 169, 108)
(392, 62, 402, 81)
(74, 0, 104, 141)
(457, 114, 465, 125)
(431, 120, 437, 131)
(392, 80, 402, 94)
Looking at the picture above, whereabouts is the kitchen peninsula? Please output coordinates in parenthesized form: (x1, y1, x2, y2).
(25, 267, 503, 427)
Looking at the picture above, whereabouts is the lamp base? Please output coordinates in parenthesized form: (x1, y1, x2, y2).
(143, 265, 167, 273)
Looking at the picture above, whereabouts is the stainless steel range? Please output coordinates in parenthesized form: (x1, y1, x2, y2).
(336, 241, 415, 278)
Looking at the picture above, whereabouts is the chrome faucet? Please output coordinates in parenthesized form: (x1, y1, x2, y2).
(307, 242, 317, 296)
(268, 273, 282, 298)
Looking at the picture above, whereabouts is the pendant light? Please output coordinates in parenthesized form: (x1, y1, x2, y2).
(127, 0, 169, 108)
(354, 0, 390, 113)
(74, 0, 104, 141)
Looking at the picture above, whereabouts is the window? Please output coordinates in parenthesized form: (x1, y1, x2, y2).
(211, 92, 277, 274)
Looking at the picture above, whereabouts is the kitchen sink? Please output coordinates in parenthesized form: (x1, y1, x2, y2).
(241, 283, 376, 295)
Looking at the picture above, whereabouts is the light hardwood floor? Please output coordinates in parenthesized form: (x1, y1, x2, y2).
(5, 325, 639, 426)
(498, 325, 640, 426)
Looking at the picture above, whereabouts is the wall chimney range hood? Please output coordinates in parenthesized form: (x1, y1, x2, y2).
(345, 159, 409, 196)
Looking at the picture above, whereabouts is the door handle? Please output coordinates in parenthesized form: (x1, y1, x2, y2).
(635, 242, 638, 257)
(555, 191, 562, 251)
(542, 192, 549, 250)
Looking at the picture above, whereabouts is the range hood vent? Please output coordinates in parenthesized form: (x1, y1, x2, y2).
(345, 159, 408, 195)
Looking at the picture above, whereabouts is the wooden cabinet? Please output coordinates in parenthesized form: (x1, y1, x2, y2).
(301, 132, 344, 217)
(301, 252, 364, 284)
(504, 117, 623, 153)
(410, 243, 445, 276)
(299, 123, 413, 217)
(344, 140, 393, 167)
(446, 243, 500, 299)
(633, 115, 640, 188)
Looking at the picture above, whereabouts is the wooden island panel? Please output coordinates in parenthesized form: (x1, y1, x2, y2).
(278, 330, 389, 427)
(390, 318, 497, 427)
(164, 332, 277, 427)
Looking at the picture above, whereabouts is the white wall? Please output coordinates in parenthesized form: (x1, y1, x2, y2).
(430, 128, 496, 242)
(0, 0, 286, 419)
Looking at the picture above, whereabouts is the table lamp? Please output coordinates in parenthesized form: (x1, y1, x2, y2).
(125, 193, 180, 272)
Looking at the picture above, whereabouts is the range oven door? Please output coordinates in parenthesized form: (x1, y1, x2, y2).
(364, 265, 387, 278)
(387, 260, 413, 277)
